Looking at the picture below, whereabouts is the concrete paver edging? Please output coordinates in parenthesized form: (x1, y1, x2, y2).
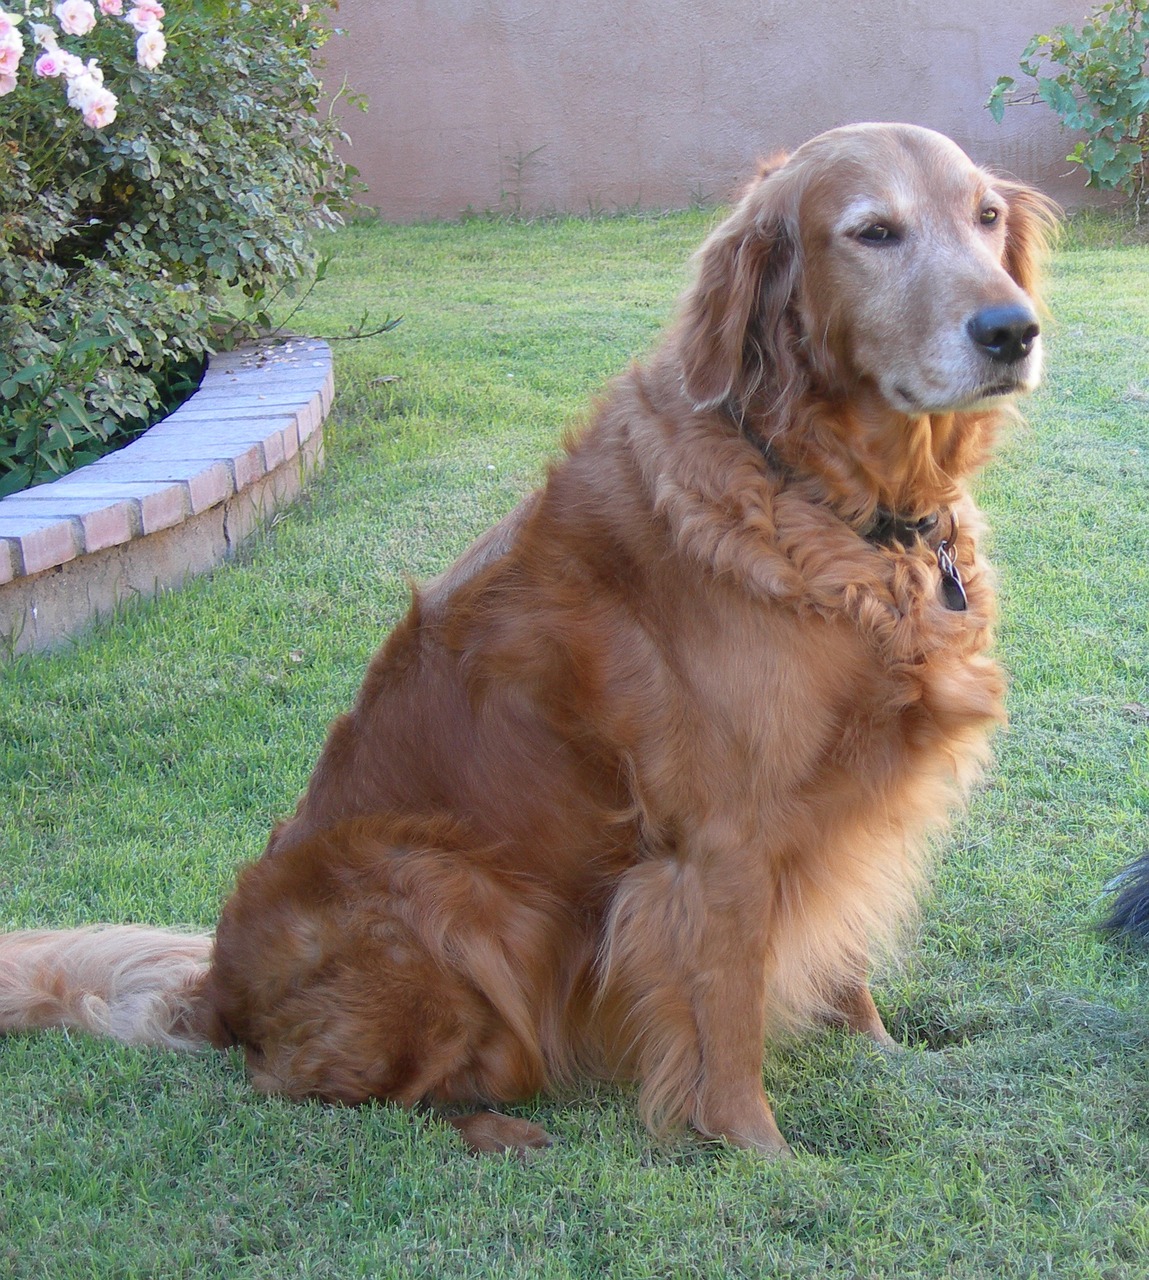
(0, 337, 333, 657)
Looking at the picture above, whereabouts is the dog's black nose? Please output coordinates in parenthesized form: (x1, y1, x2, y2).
(967, 304, 1040, 364)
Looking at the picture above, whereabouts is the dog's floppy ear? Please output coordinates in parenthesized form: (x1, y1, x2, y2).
(997, 178, 1060, 308)
(675, 161, 802, 413)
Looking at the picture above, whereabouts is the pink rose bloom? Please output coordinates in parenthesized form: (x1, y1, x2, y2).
(98, 0, 124, 13)
(35, 50, 65, 77)
(136, 0, 164, 16)
(55, 49, 85, 77)
(125, 3, 161, 32)
(81, 85, 117, 128)
(65, 67, 98, 106)
(136, 28, 165, 70)
(0, 70, 16, 97)
(0, 32, 23, 77)
(66, 68, 117, 126)
(0, 8, 22, 39)
(55, 1, 97, 38)
(62, 55, 104, 86)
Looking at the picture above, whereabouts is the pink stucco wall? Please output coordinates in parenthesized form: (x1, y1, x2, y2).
(322, 1, 1099, 221)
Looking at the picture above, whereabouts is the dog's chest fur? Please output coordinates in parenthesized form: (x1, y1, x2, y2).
(487, 416, 1006, 859)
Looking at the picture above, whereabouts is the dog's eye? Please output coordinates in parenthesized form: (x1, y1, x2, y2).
(856, 223, 898, 245)
(979, 207, 1001, 228)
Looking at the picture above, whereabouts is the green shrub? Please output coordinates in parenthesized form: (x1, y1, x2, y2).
(0, 0, 360, 496)
(987, 0, 1149, 217)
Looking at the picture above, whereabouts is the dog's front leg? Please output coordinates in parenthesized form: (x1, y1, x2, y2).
(685, 848, 793, 1155)
(600, 843, 791, 1156)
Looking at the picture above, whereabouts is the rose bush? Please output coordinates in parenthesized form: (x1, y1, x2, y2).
(988, 0, 1149, 220)
(0, 0, 359, 496)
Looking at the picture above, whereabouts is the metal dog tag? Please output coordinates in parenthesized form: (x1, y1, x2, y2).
(937, 542, 967, 612)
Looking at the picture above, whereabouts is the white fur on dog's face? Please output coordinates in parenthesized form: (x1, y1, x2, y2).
(788, 124, 1043, 414)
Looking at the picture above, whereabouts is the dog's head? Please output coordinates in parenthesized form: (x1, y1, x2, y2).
(676, 123, 1058, 421)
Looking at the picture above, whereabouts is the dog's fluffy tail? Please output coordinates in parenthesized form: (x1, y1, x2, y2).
(1103, 856, 1149, 942)
(0, 925, 213, 1051)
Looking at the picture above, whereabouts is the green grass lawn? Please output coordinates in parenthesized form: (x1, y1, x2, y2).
(0, 210, 1146, 1279)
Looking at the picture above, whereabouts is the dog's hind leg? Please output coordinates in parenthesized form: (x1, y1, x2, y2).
(818, 975, 898, 1049)
(444, 1109, 554, 1155)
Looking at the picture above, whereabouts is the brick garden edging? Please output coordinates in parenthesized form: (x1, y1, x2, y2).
(0, 337, 333, 657)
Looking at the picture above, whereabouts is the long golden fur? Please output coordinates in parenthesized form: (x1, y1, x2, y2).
(0, 124, 1056, 1155)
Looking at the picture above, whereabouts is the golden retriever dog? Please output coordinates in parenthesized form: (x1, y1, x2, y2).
(0, 124, 1056, 1155)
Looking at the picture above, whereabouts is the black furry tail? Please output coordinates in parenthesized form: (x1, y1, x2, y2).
(1102, 856, 1149, 941)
